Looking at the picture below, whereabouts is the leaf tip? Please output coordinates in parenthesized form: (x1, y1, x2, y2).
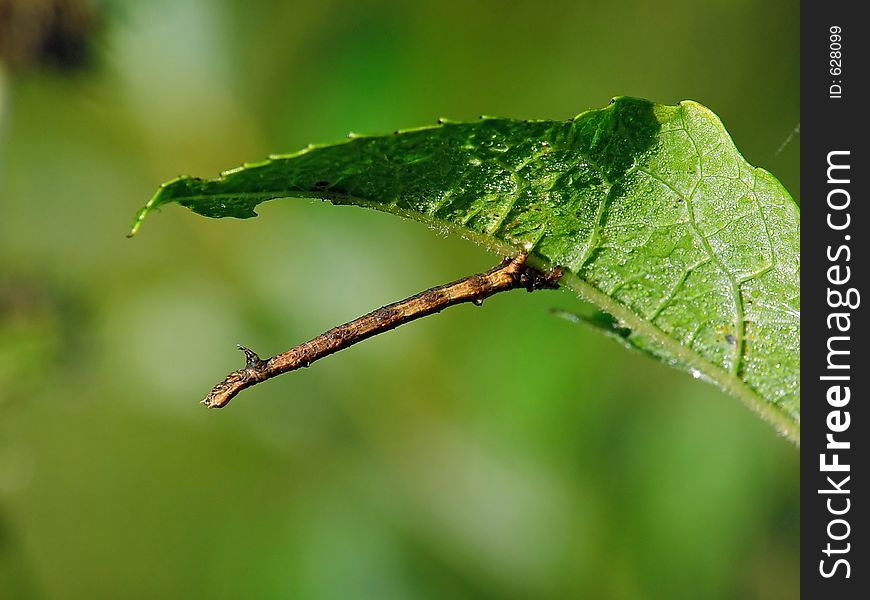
(127, 206, 149, 237)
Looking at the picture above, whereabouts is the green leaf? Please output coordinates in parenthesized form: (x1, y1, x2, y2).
(131, 97, 800, 443)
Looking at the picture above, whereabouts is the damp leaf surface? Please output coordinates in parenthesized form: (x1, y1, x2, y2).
(131, 98, 800, 443)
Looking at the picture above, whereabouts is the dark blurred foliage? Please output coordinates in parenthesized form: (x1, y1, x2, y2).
(0, 1, 798, 598)
(0, 0, 100, 72)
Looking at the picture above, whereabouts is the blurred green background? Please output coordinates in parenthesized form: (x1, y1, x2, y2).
(0, 0, 798, 598)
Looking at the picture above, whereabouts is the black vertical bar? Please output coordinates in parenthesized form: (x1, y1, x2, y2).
(802, 1, 867, 596)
